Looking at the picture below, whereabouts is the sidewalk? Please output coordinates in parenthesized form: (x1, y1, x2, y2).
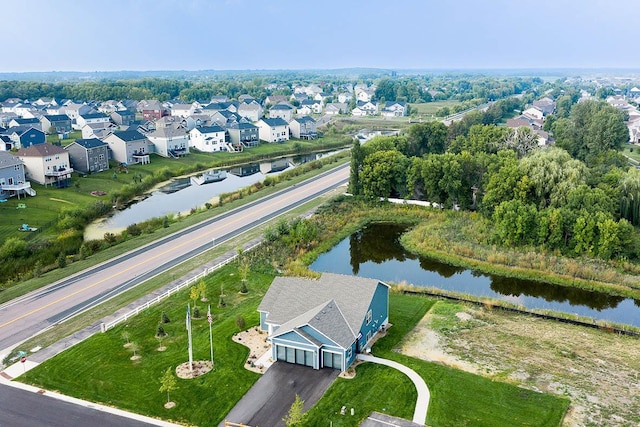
(357, 354, 430, 425)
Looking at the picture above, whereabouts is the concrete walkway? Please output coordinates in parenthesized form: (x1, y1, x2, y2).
(357, 354, 429, 425)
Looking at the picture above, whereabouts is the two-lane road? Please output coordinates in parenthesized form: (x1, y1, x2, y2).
(0, 164, 349, 353)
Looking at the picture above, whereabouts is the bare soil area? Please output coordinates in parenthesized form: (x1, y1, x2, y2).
(398, 301, 640, 427)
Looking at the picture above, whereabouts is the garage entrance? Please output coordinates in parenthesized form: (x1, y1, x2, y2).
(276, 345, 314, 367)
(322, 350, 342, 370)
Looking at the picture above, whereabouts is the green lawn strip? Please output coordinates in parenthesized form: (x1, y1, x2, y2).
(5, 192, 333, 360)
(409, 101, 463, 117)
(20, 264, 271, 426)
(303, 293, 568, 427)
(0, 138, 349, 244)
(301, 363, 417, 426)
(0, 154, 349, 304)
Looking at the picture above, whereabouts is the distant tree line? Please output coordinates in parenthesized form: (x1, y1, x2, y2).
(349, 99, 639, 261)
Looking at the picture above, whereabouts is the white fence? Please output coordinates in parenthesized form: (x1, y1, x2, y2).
(101, 241, 261, 333)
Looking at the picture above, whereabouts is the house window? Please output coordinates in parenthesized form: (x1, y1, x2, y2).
(99, 154, 105, 160)
(347, 347, 352, 359)
(366, 309, 372, 325)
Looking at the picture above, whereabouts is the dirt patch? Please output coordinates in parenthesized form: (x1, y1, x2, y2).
(399, 301, 640, 427)
(176, 360, 213, 379)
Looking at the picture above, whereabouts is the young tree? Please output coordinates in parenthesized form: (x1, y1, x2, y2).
(197, 279, 208, 302)
(159, 367, 178, 407)
(129, 342, 139, 359)
(189, 285, 199, 310)
(283, 394, 306, 426)
(121, 331, 130, 346)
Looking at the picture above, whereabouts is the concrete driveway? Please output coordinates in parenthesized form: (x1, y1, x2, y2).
(220, 362, 339, 427)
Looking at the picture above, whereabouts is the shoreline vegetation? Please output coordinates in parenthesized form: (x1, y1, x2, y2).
(301, 196, 640, 309)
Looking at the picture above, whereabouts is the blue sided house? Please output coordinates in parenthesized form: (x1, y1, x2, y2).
(258, 273, 389, 371)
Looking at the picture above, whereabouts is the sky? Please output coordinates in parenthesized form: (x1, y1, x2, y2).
(3, 0, 639, 72)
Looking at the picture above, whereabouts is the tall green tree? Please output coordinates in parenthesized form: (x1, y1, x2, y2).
(360, 150, 409, 199)
(348, 138, 364, 195)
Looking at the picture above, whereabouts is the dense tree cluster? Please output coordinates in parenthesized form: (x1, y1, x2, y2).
(350, 100, 639, 261)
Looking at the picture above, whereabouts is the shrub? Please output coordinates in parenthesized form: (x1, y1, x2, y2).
(126, 223, 142, 236)
(161, 312, 170, 323)
(157, 326, 167, 337)
(236, 315, 246, 330)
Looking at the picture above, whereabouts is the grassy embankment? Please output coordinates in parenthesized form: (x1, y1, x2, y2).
(20, 259, 568, 427)
(0, 136, 350, 246)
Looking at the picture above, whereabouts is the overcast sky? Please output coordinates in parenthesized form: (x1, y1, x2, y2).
(3, 0, 638, 72)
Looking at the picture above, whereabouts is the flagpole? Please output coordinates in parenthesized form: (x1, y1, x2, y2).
(207, 304, 213, 365)
(187, 304, 193, 374)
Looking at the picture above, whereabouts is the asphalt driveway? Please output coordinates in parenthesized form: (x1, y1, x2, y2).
(220, 361, 339, 427)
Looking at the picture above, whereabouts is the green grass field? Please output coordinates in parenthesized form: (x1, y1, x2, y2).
(410, 101, 464, 117)
(20, 277, 568, 427)
(0, 136, 349, 245)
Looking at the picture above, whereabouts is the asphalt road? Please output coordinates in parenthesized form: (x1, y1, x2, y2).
(220, 362, 339, 427)
(0, 384, 159, 427)
(0, 164, 349, 354)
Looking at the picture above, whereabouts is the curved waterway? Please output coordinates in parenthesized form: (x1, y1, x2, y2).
(310, 224, 640, 327)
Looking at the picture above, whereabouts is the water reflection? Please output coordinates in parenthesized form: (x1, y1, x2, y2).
(310, 223, 640, 326)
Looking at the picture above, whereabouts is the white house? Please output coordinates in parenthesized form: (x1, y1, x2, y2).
(269, 104, 294, 122)
(522, 106, 544, 121)
(15, 143, 73, 187)
(258, 118, 289, 143)
(146, 126, 190, 158)
(290, 116, 317, 140)
(189, 125, 227, 152)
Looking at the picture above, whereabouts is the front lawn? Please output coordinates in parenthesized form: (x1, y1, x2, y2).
(20, 270, 568, 427)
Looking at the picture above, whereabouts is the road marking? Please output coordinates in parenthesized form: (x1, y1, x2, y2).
(0, 171, 347, 331)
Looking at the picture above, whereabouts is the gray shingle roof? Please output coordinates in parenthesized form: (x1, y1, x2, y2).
(15, 143, 66, 157)
(261, 117, 288, 127)
(294, 116, 316, 124)
(270, 103, 293, 110)
(80, 112, 109, 120)
(192, 125, 225, 134)
(259, 273, 386, 349)
(111, 130, 146, 142)
(0, 151, 23, 168)
(72, 138, 107, 149)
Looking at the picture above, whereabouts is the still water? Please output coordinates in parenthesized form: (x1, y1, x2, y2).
(85, 152, 337, 238)
(310, 223, 640, 326)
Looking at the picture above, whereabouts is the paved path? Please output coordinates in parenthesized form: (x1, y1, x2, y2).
(357, 354, 429, 425)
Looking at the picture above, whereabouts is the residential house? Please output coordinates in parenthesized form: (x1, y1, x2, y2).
(62, 103, 93, 121)
(65, 138, 109, 174)
(0, 151, 33, 199)
(290, 116, 317, 140)
(337, 92, 353, 103)
(237, 99, 264, 122)
(110, 110, 136, 126)
(629, 87, 640, 99)
(290, 93, 309, 104)
(9, 117, 41, 130)
(203, 101, 238, 115)
(325, 102, 348, 115)
(522, 107, 544, 121)
(532, 97, 556, 116)
(314, 92, 331, 103)
(265, 95, 289, 106)
(0, 135, 13, 151)
(299, 99, 322, 115)
(257, 273, 390, 371)
(268, 103, 294, 122)
(189, 125, 227, 152)
(104, 130, 151, 164)
(210, 110, 242, 127)
(210, 95, 228, 103)
(77, 112, 110, 128)
(81, 122, 116, 140)
(140, 100, 169, 120)
(97, 100, 121, 114)
(41, 114, 72, 134)
(171, 103, 198, 118)
(146, 126, 190, 158)
(258, 117, 289, 143)
(3, 126, 46, 148)
(381, 101, 407, 117)
(15, 143, 73, 187)
(352, 101, 378, 116)
(356, 88, 375, 102)
(226, 122, 259, 149)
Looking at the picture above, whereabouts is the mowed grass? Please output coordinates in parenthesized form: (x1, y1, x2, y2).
(0, 137, 349, 244)
(21, 264, 271, 426)
(20, 274, 568, 427)
(303, 293, 569, 427)
(410, 100, 463, 117)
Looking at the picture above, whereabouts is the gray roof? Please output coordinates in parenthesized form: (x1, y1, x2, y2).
(192, 125, 225, 134)
(261, 117, 288, 127)
(258, 273, 387, 349)
(71, 138, 107, 149)
(80, 112, 109, 120)
(110, 130, 147, 142)
(270, 103, 293, 110)
(294, 116, 316, 124)
(43, 114, 71, 122)
(16, 143, 66, 157)
(0, 151, 22, 169)
(227, 122, 257, 130)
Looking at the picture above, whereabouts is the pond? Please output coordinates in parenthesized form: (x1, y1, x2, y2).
(310, 223, 640, 327)
(85, 151, 340, 239)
